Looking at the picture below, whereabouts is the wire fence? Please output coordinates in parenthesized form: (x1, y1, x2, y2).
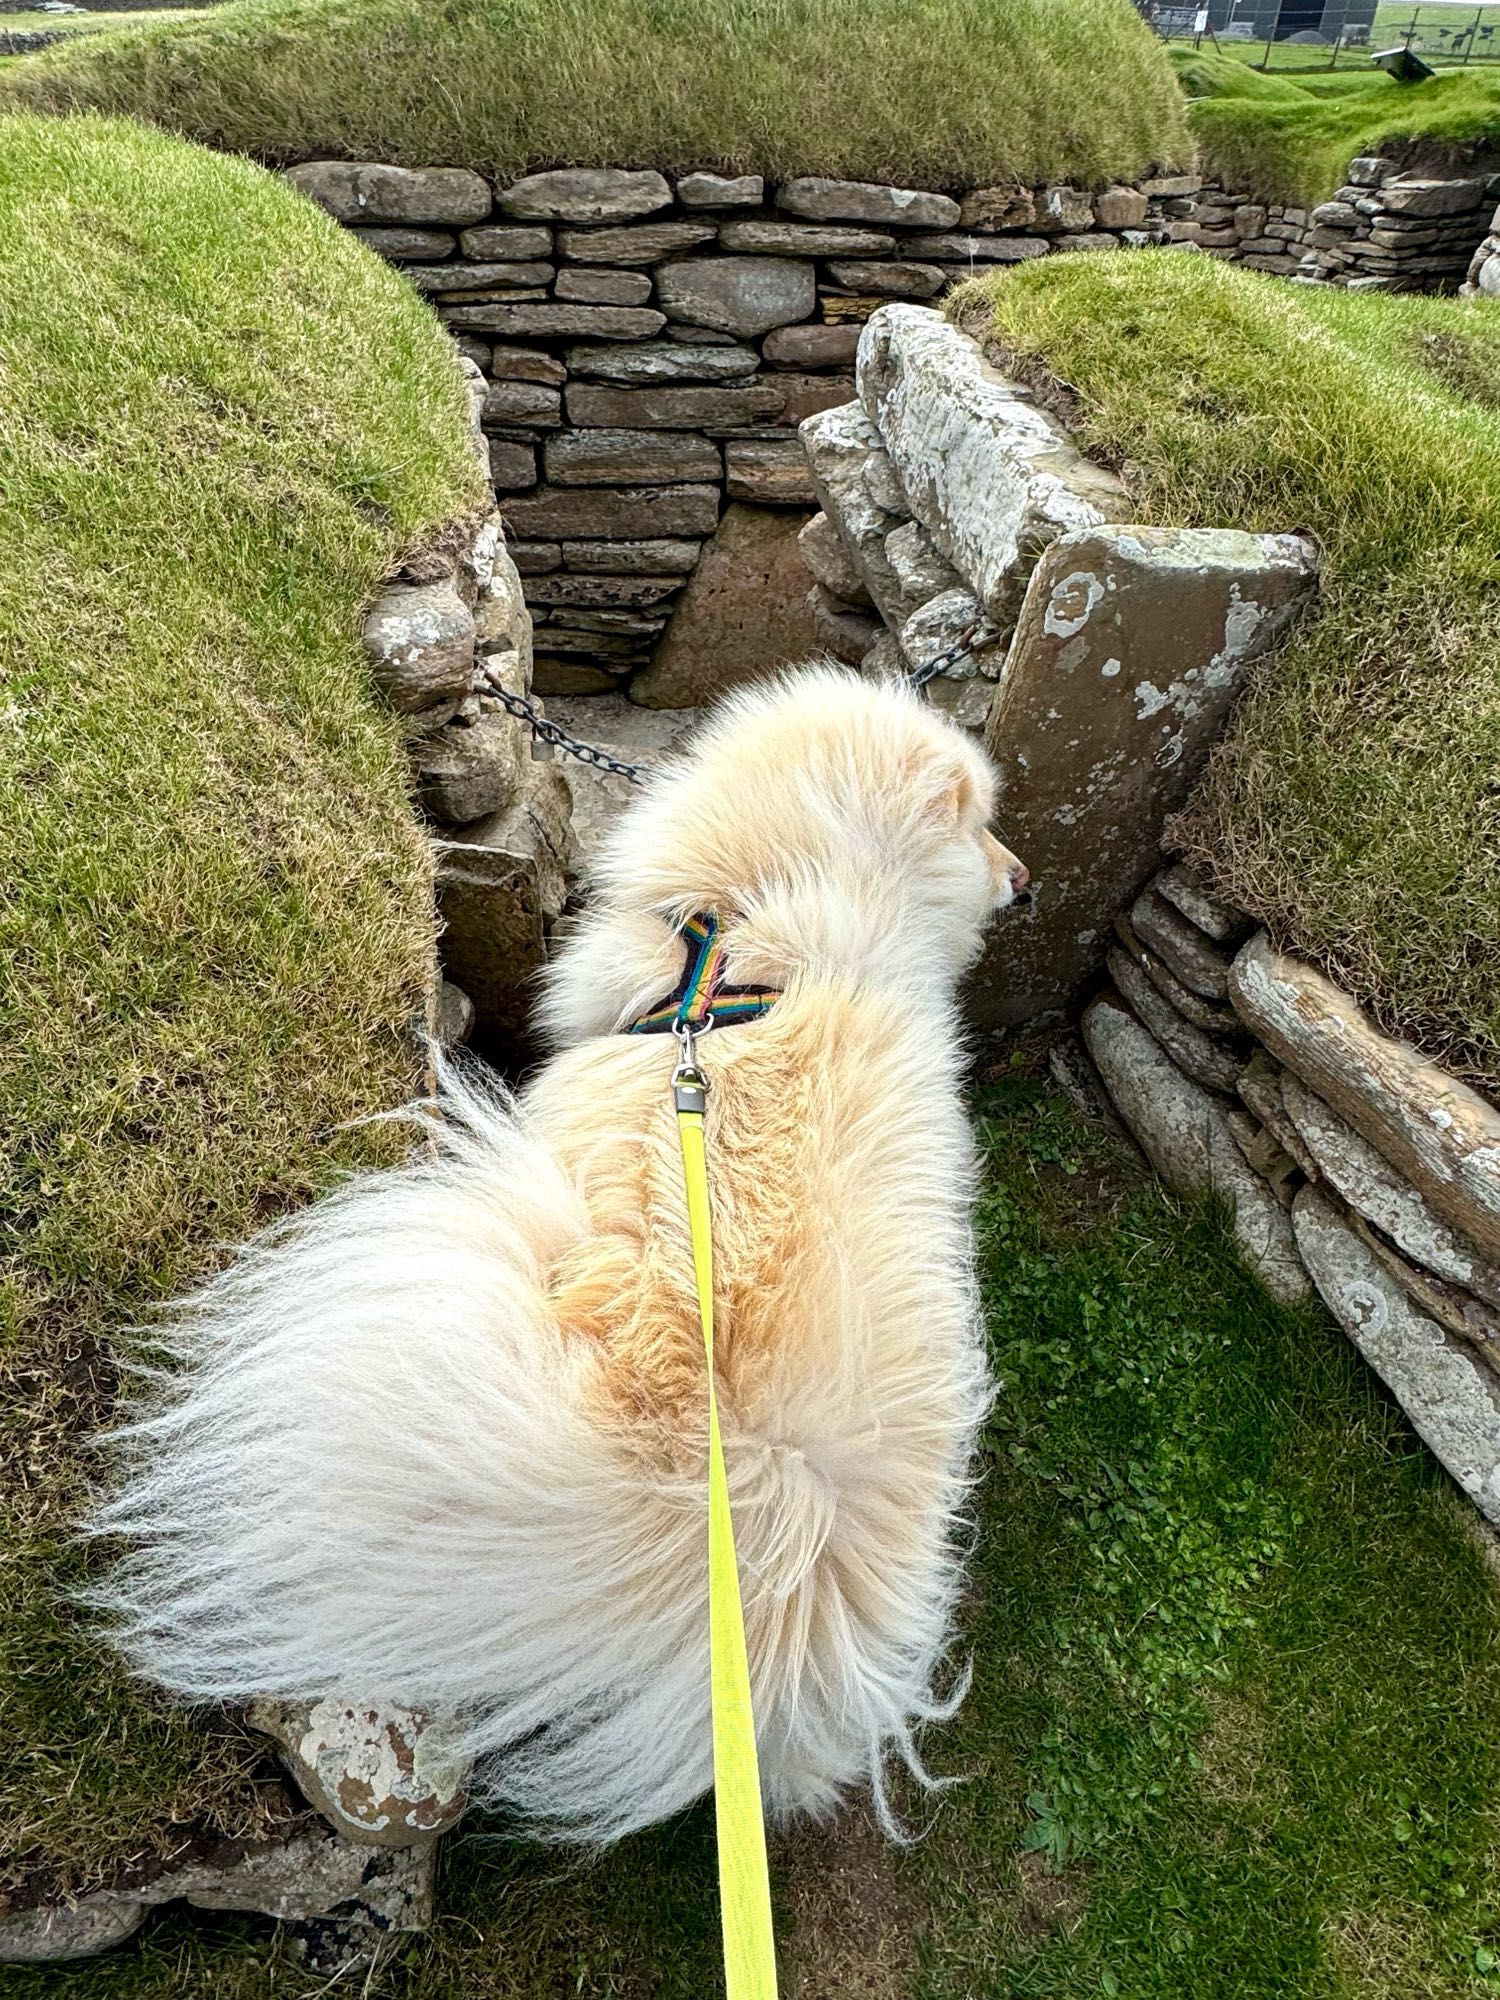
(1138, 0, 1500, 68)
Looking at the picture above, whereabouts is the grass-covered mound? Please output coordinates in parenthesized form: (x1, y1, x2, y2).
(0, 0, 1192, 190)
(0, 110, 482, 1900)
(11, 1077, 1500, 1997)
(953, 252, 1500, 1094)
(1175, 46, 1500, 205)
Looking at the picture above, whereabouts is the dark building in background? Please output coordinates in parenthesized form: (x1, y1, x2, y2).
(1220, 0, 1378, 36)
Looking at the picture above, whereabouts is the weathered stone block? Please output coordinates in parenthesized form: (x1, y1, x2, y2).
(564, 381, 785, 429)
(1294, 1186, 1500, 1522)
(676, 171, 764, 208)
(483, 380, 562, 427)
(884, 518, 961, 603)
(556, 220, 717, 264)
(564, 338, 759, 383)
(762, 322, 861, 368)
(499, 483, 721, 538)
(1095, 186, 1151, 229)
(249, 1697, 468, 1848)
(797, 509, 872, 606)
(408, 260, 554, 294)
(488, 438, 537, 491)
(361, 579, 475, 719)
(725, 437, 816, 504)
(719, 220, 898, 256)
(825, 258, 947, 297)
(1040, 185, 1095, 231)
(496, 167, 672, 222)
(285, 162, 490, 225)
(777, 177, 960, 228)
(1231, 935, 1500, 1262)
(972, 524, 1318, 1027)
(856, 304, 1131, 625)
(798, 402, 913, 627)
(1380, 175, 1491, 218)
(958, 185, 1038, 230)
(555, 266, 653, 305)
(1082, 995, 1310, 1303)
(1131, 887, 1234, 1001)
(489, 344, 566, 385)
(348, 226, 455, 260)
(628, 502, 821, 707)
(545, 426, 721, 485)
(656, 255, 816, 336)
(526, 572, 682, 607)
(443, 302, 665, 339)
(458, 224, 552, 260)
(1107, 943, 1244, 1093)
(899, 231, 1050, 263)
(1154, 860, 1251, 944)
(562, 537, 702, 573)
(413, 696, 526, 824)
(808, 582, 880, 665)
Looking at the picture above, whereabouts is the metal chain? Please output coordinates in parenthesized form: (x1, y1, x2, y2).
(474, 619, 994, 787)
(475, 660, 651, 784)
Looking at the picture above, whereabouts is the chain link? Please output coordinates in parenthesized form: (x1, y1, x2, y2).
(475, 620, 994, 787)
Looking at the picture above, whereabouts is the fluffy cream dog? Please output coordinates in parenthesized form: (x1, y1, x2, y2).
(93, 665, 1028, 1841)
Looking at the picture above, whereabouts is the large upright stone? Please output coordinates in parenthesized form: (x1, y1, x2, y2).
(1081, 995, 1310, 1303)
(284, 162, 491, 225)
(1230, 934, 1500, 1262)
(656, 255, 816, 336)
(855, 305, 1131, 628)
(798, 402, 913, 627)
(495, 168, 672, 222)
(1293, 1186, 1500, 1524)
(776, 178, 960, 229)
(628, 503, 820, 709)
(973, 526, 1318, 1028)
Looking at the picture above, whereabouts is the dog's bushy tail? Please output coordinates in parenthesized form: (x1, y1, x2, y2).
(88, 1062, 735, 1840)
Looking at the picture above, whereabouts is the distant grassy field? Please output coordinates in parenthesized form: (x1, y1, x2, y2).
(0, 0, 1193, 185)
(954, 251, 1500, 1096)
(1172, 44, 1500, 200)
(0, 110, 480, 1903)
(8, 1075, 1500, 1997)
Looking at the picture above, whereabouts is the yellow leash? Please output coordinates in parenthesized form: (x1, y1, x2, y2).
(672, 1022, 779, 2000)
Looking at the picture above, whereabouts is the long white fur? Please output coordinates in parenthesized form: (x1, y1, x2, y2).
(89, 665, 1020, 1843)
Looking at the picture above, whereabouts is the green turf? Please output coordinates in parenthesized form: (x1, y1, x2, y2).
(0, 0, 1192, 190)
(7, 1073, 1499, 1995)
(0, 110, 482, 1903)
(953, 251, 1500, 1096)
(1173, 45, 1500, 202)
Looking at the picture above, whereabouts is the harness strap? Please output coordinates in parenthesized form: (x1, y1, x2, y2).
(673, 1043, 779, 2000)
(629, 912, 780, 1036)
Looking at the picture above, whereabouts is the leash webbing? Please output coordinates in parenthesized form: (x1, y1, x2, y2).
(672, 1047, 779, 2000)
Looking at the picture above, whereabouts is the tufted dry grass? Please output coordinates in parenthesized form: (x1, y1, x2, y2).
(0, 0, 1192, 190)
(953, 250, 1500, 1095)
(0, 109, 481, 1901)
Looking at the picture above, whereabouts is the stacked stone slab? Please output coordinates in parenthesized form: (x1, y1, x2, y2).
(1463, 197, 1500, 294)
(1192, 157, 1500, 291)
(797, 302, 1319, 1030)
(285, 162, 1182, 697)
(1084, 875, 1500, 1526)
(358, 358, 573, 1057)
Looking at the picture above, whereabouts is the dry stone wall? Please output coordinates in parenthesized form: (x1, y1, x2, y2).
(1464, 196, 1500, 293)
(359, 356, 574, 1060)
(285, 161, 1188, 702)
(1191, 156, 1500, 291)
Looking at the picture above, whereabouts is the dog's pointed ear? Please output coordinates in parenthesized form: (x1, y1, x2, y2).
(919, 753, 986, 829)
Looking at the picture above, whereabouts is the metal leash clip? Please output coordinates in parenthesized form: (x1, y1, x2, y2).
(671, 1015, 711, 1115)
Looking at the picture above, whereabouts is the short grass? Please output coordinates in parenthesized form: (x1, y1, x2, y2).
(0, 111, 482, 1902)
(1174, 45, 1500, 202)
(9, 1072, 1500, 1995)
(0, 0, 1193, 190)
(0, 10, 209, 35)
(953, 251, 1500, 1095)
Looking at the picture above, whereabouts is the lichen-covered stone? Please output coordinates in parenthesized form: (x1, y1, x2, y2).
(413, 695, 526, 824)
(676, 171, 764, 208)
(249, 1697, 469, 1847)
(555, 266, 654, 305)
(1153, 860, 1251, 944)
(807, 582, 881, 665)
(496, 167, 673, 222)
(1230, 934, 1500, 1264)
(1294, 1185, 1500, 1523)
(855, 305, 1132, 625)
(798, 402, 913, 627)
(458, 223, 553, 259)
(1130, 887, 1234, 1001)
(972, 524, 1317, 1027)
(797, 509, 872, 607)
(1107, 943, 1244, 1094)
(361, 579, 475, 719)
(825, 258, 947, 297)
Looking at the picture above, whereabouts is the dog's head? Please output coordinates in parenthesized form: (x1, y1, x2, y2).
(589, 666, 1027, 996)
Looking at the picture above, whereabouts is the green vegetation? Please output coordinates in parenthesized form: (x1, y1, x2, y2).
(0, 111, 481, 1900)
(1174, 45, 1500, 203)
(955, 251, 1500, 1093)
(0, 0, 1192, 189)
(0, 9, 211, 35)
(8, 1074, 1500, 1995)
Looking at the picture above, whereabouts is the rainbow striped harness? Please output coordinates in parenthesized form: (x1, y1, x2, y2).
(627, 911, 781, 1038)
